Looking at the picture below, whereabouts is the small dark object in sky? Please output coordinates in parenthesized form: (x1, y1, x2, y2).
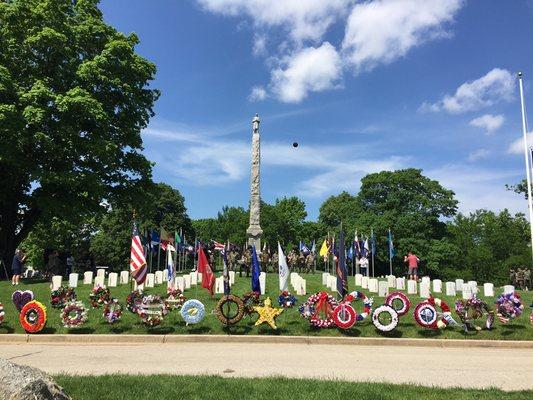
(292, 142, 299, 148)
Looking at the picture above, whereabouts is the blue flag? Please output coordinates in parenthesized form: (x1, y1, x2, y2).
(388, 229, 397, 258)
(336, 230, 348, 298)
(347, 246, 354, 260)
(371, 230, 376, 256)
(251, 245, 261, 293)
(150, 230, 160, 253)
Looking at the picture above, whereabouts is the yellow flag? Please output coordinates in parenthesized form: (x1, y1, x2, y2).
(319, 239, 328, 257)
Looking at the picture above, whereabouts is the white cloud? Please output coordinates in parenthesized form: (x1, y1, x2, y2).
(469, 114, 505, 134)
(342, 0, 463, 72)
(467, 149, 491, 162)
(507, 132, 533, 155)
(196, 0, 353, 43)
(253, 34, 267, 56)
(423, 68, 515, 113)
(248, 86, 267, 102)
(271, 42, 342, 103)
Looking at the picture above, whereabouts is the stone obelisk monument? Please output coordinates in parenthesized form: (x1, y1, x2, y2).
(246, 113, 263, 250)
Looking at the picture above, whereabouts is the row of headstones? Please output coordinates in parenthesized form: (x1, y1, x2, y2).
(214, 271, 266, 294)
(290, 272, 307, 295)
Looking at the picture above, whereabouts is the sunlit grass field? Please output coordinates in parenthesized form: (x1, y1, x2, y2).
(1, 272, 532, 339)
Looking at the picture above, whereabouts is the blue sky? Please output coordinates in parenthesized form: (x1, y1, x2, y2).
(100, 0, 533, 220)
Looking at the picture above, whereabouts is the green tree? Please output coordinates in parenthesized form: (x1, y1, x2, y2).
(0, 0, 159, 269)
(262, 197, 307, 249)
(318, 191, 359, 228)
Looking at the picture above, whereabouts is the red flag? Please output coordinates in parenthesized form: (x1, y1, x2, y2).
(197, 247, 214, 296)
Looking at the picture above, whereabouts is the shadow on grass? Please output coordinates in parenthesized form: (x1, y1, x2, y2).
(222, 325, 254, 335)
(418, 329, 443, 337)
(185, 326, 211, 334)
(147, 326, 175, 335)
(339, 327, 362, 337)
(67, 327, 96, 334)
(0, 325, 15, 333)
(376, 329, 403, 338)
(41, 326, 57, 334)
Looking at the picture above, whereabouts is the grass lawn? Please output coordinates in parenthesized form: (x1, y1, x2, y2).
(1, 272, 532, 339)
(53, 375, 533, 400)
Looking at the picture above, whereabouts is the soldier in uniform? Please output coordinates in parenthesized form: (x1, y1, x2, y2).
(297, 251, 306, 273)
(509, 268, 516, 287)
(305, 252, 316, 274)
(228, 250, 237, 272)
(287, 249, 298, 272)
(239, 248, 251, 277)
(270, 251, 278, 272)
(260, 250, 270, 273)
(523, 268, 531, 290)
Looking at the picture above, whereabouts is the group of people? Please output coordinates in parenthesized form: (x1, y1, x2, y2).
(510, 268, 531, 290)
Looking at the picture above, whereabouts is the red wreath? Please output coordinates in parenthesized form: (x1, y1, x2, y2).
(332, 302, 357, 329)
(307, 292, 338, 328)
(20, 300, 47, 333)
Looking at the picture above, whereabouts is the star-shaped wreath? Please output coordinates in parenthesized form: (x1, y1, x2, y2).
(253, 297, 283, 329)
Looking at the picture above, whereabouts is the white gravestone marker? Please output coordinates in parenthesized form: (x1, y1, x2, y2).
(322, 273, 330, 285)
(387, 275, 396, 288)
(96, 268, 106, 279)
(455, 279, 464, 291)
(432, 279, 442, 293)
(259, 272, 266, 295)
(462, 284, 473, 300)
(183, 274, 191, 289)
(189, 272, 198, 286)
(503, 285, 515, 294)
(229, 271, 235, 285)
(369, 278, 379, 293)
(154, 271, 163, 285)
(421, 276, 430, 285)
(107, 272, 118, 288)
(468, 281, 478, 294)
(175, 276, 185, 292)
(396, 277, 406, 290)
(445, 282, 456, 296)
(330, 278, 337, 293)
(51, 275, 63, 290)
(483, 282, 494, 297)
(215, 277, 224, 294)
(290, 272, 298, 287)
(355, 273, 363, 286)
(361, 276, 369, 289)
(83, 271, 93, 285)
(68, 273, 78, 288)
(120, 271, 129, 284)
(420, 281, 430, 298)
(145, 273, 155, 288)
(133, 281, 143, 291)
(378, 280, 389, 297)
(198, 272, 203, 283)
(94, 275, 105, 288)
(298, 279, 307, 295)
(407, 280, 417, 294)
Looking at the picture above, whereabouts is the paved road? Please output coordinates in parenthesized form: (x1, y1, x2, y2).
(1, 342, 532, 391)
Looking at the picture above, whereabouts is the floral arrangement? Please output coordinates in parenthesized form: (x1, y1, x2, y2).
(164, 288, 186, 311)
(414, 296, 458, 330)
(0, 303, 4, 325)
(126, 290, 143, 314)
(103, 298, 123, 324)
(180, 299, 206, 325)
(371, 305, 399, 332)
(215, 294, 244, 325)
(61, 301, 88, 328)
(138, 295, 168, 327)
(332, 302, 357, 329)
(385, 292, 411, 317)
(455, 296, 494, 332)
(12, 290, 35, 311)
(496, 292, 524, 324)
(300, 292, 339, 328)
(50, 287, 76, 309)
(344, 291, 374, 322)
(20, 300, 47, 333)
(277, 291, 297, 308)
(89, 286, 110, 308)
(241, 291, 261, 316)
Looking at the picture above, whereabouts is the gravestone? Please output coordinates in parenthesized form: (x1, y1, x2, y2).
(462, 284, 473, 300)
(154, 271, 163, 285)
(361, 276, 369, 289)
(133, 281, 144, 291)
(183, 274, 191, 289)
(407, 279, 417, 294)
(51, 275, 63, 290)
(83, 271, 93, 285)
(215, 277, 224, 294)
(120, 271, 129, 284)
(378, 280, 389, 297)
(419, 281, 430, 298)
(175, 276, 185, 292)
(326, 275, 334, 290)
(107, 272, 118, 288)
(432, 279, 442, 293)
(396, 277, 406, 290)
(503, 285, 515, 294)
(229, 271, 235, 285)
(387, 275, 396, 288)
(322, 272, 330, 285)
(298, 279, 307, 295)
(468, 281, 478, 294)
(68, 273, 78, 288)
(330, 278, 337, 292)
(145, 273, 155, 288)
(198, 272, 203, 283)
(455, 279, 464, 291)
(355, 273, 363, 286)
(483, 282, 494, 297)
(445, 281, 456, 296)
(259, 272, 266, 295)
(96, 268, 106, 279)
(190, 272, 198, 285)
(368, 278, 379, 293)
(290, 272, 298, 286)
(94, 275, 105, 288)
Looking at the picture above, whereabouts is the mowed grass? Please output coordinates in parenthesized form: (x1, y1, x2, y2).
(1, 272, 532, 339)
(54, 375, 533, 400)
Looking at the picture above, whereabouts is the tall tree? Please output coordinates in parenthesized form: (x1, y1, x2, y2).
(0, 0, 159, 268)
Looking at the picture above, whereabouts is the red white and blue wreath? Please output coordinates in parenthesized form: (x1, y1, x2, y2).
(278, 291, 297, 308)
(103, 298, 123, 324)
(137, 295, 168, 327)
(455, 296, 494, 332)
(414, 296, 458, 329)
(0, 302, 4, 325)
(61, 301, 88, 329)
(126, 290, 143, 314)
(496, 292, 523, 324)
(89, 286, 110, 308)
(300, 292, 339, 328)
(164, 288, 186, 311)
(385, 291, 411, 317)
(332, 291, 374, 330)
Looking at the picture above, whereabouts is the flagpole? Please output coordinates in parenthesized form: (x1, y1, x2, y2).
(371, 228, 376, 278)
(518, 72, 533, 263)
(388, 228, 393, 276)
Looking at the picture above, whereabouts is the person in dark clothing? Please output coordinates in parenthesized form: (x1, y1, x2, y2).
(12, 248, 27, 286)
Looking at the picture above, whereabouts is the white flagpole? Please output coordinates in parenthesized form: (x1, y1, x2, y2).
(518, 72, 533, 263)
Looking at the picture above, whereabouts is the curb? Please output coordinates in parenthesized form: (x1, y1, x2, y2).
(1, 334, 533, 349)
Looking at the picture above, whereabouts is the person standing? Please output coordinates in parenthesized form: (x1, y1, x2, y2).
(404, 252, 420, 281)
(12, 248, 27, 286)
(359, 255, 369, 277)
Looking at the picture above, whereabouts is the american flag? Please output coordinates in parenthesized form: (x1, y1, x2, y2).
(130, 222, 147, 284)
(213, 241, 225, 251)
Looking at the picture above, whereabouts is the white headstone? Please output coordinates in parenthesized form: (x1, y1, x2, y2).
(183, 274, 191, 289)
(144, 273, 155, 288)
(468, 280, 478, 294)
(322, 272, 330, 285)
(503, 285, 515, 294)
(462, 284, 473, 300)
(108, 272, 118, 287)
(229, 271, 235, 285)
(133, 281, 143, 291)
(190, 272, 198, 285)
(162, 271, 168, 282)
(298, 279, 307, 295)
(421, 276, 430, 285)
(387, 275, 396, 288)
(396, 277, 406, 290)
(83, 271, 93, 285)
(331, 278, 337, 293)
(68, 273, 78, 288)
(368, 278, 379, 293)
(259, 272, 266, 295)
(483, 282, 494, 297)
(154, 271, 164, 285)
(455, 279, 464, 291)
(361, 276, 369, 289)
(51, 275, 63, 290)
(197, 272, 203, 283)
(326, 275, 335, 290)
(290, 272, 298, 286)
(175, 276, 185, 292)
(215, 277, 224, 294)
(378, 280, 389, 297)
(419, 281, 430, 298)
(432, 279, 442, 293)
(96, 268, 105, 279)
(445, 281, 456, 296)
(120, 271, 129, 284)
(94, 275, 105, 288)
(407, 279, 417, 294)
(355, 273, 363, 286)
